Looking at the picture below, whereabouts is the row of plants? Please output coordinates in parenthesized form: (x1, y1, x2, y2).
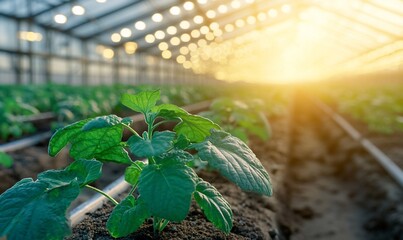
(0, 84, 219, 141)
(317, 81, 403, 134)
(0, 90, 273, 239)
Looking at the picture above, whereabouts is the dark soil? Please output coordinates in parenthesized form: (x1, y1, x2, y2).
(278, 92, 403, 240)
(66, 115, 291, 240)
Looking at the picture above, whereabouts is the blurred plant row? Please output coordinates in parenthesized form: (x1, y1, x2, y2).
(0, 83, 290, 142)
(319, 82, 403, 134)
(0, 84, 217, 141)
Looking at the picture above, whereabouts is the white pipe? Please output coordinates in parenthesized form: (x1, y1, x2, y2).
(314, 99, 403, 189)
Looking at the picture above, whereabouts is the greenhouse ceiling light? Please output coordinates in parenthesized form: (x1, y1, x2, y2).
(170, 6, 181, 15)
(54, 14, 67, 24)
(225, 24, 234, 32)
(155, 30, 165, 40)
(183, 61, 192, 69)
(145, 34, 156, 43)
(124, 42, 137, 54)
(247, 16, 256, 25)
(200, 26, 209, 34)
(218, 5, 228, 14)
(158, 42, 169, 51)
(134, 21, 146, 30)
(179, 46, 189, 55)
(183, 1, 194, 11)
(281, 4, 291, 13)
(268, 9, 278, 18)
(180, 20, 190, 29)
(206, 32, 215, 41)
(161, 50, 172, 59)
(209, 22, 219, 30)
(188, 43, 197, 51)
(111, 33, 121, 43)
(96, 0, 107, 3)
(197, 0, 207, 5)
(191, 29, 201, 38)
(231, 0, 241, 9)
(19, 31, 42, 42)
(120, 28, 132, 38)
(193, 15, 204, 24)
(235, 19, 245, 28)
(167, 26, 177, 35)
(206, 10, 216, 19)
(245, 0, 255, 4)
(102, 48, 114, 59)
(176, 55, 186, 64)
(197, 39, 207, 47)
(181, 33, 191, 42)
(257, 12, 267, 22)
(170, 37, 180, 46)
(152, 13, 163, 22)
(72, 5, 85, 15)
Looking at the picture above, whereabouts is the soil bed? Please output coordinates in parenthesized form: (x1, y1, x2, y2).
(278, 93, 403, 240)
(67, 116, 290, 239)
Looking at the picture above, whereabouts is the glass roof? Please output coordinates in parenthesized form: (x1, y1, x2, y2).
(1, 0, 402, 82)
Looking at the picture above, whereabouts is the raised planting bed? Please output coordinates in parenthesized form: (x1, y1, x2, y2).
(276, 92, 403, 240)
(0, 101, 211, 195)
(67, 115, 290, 239)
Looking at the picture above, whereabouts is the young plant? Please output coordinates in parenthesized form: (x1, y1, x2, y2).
(0, 152, 13, 168)
(0, 90, 272, 240)
(200, 97, 271, 143)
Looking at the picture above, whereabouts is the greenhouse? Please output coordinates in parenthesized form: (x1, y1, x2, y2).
(0, 0, 402, 239)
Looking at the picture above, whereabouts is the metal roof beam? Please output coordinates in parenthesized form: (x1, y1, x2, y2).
(64, 0, 145, 32)
(27, 0, 79, 19)
(140, 1, 306, 53)
(315, 5, 400, 38)
(82, 3, 172, 40)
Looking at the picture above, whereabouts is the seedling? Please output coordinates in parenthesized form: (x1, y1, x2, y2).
(0, 90, 272, 240)
(0, 152, 13, 168)
(200, 97, 271, 143)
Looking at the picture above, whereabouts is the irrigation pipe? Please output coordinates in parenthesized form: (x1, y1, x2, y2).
(314, 99, 403, 189)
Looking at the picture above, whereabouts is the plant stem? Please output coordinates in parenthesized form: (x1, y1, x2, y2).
(85, 184, 119, 206)
(124, 125, 141, 137)
(128, 184, 137, 196)
(152, 119, 180, 131)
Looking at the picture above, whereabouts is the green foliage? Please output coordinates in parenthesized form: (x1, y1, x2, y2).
(106, 196, 150, 238)
(200, 97, 271, 143)
(193, 130, 272, 196)
(0, 89, 272, 239)
(0, 159, 102, 240)
(0, 152, 13, 168)
(194, 180, 233, 234)
(319, 82, 403, 134)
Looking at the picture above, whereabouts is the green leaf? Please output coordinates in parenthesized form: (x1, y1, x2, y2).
(93, 145, 132, 164)
(66, 159, 103, 186)
(70, 124, 125, 163)
(155, 149, 194, 164)
(174, 134, 191, 149)
(153, 103, 189, 119)
(48, 118, 92, 156)
(82, 115, 132, 131)
(138, 163, 196, 221)
(125, 161, 146, 186)
(193, 130, 272, 196)
(0, 178, 80, 240)
(128, 131, 175, 158)
(174, 115, 220, 143)
(106, 196, 150, 238)
(38, 159, 102, 188)
(0, 152, 13, 168)
(194, 180, 233, 234)
(121, 90, 160, 114)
